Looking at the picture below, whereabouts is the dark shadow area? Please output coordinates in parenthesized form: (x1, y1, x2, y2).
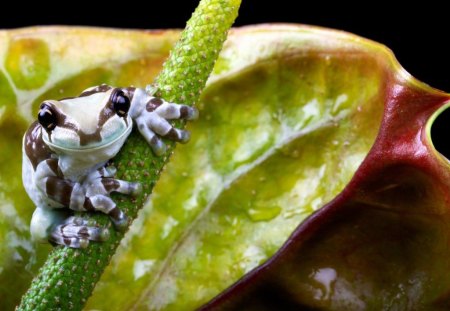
(0, 1, 448, 92)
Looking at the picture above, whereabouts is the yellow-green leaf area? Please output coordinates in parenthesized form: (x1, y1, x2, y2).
(88, 26, 387, 310)
(0, 70, 16, 110)
(5, 38, 50, 90)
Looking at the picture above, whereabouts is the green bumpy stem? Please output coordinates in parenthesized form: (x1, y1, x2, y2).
(17, 1, 241, 310)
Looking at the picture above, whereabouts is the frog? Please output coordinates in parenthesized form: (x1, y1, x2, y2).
(22, 84, 198, 248)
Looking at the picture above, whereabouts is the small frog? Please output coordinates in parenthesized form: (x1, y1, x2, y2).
(22, 84, 198, 248)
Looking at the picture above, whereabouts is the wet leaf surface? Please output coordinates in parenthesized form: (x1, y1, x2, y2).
(200, 27, 450, 311)
(0, 25, 448, 310)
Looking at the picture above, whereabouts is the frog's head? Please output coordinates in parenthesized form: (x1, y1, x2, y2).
(38, 84, 133, 155)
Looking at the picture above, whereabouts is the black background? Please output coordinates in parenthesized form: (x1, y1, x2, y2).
(1, 1, 448, 91)
(1, 0, 449, 155)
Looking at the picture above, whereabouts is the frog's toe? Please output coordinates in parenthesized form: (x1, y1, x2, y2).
(150, 136, 167, 156)
(111, 211, 128, 232)
(128, 182, 142, 196)
(155, 102, 199, 121)
(181, 105, 199, 120)
(165, 128, 190, 143)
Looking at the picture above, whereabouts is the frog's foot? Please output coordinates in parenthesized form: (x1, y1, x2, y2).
(85, 194, 128, 231)
(50, 216, 109, 249)
(132, 95, 198, 156)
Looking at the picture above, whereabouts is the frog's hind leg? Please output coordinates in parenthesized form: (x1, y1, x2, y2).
(85, 167, 141, 197)
(30, 207, 109, 249)
(85, 195, 128, 231)
(100, 177, 141, 196)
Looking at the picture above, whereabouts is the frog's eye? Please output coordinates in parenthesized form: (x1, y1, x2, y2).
(111, 90, 130, 117)
(38, 103, 57, 131)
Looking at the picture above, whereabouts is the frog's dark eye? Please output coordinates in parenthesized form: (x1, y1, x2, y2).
(111, 90, 130, 117)
(38, 103, 57, 131)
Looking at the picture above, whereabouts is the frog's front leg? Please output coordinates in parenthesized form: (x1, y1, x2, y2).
(129, 88, 198, 155)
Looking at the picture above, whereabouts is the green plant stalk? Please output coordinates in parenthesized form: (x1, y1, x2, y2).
(17, 1, 241, 310)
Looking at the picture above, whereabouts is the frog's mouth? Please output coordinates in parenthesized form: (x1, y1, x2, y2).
(43, 123, 133, 153)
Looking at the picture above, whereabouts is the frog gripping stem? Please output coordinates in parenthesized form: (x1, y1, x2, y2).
(17, 0, 241, 310)
(24, 83, 196, 250)
(50, 216, 110, 249)
(129, 88, 199, 156)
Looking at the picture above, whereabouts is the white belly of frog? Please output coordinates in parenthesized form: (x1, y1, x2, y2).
(22, 84, 198, 248)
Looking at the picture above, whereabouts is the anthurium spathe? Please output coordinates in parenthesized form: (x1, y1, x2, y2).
(201, 26, 450, 310)
(0, 24, 448, 310)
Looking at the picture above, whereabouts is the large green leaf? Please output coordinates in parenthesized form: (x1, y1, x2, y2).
(1, 25, 448, 310)
(199, 28, 450, 310)
(88, 25, 389, 310)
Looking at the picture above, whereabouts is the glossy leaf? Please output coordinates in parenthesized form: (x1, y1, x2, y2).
(200, 28, 450, 309)
(1, 25, 448, 310)
(88, 25, 389, 310)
